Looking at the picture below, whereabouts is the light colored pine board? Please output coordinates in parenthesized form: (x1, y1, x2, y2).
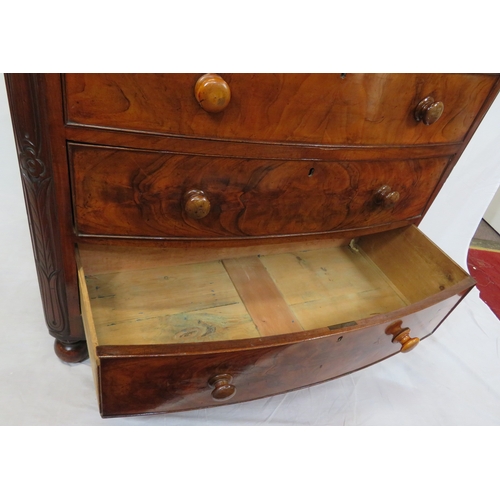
(94, 302, 259, 345)
(358, 226, 469, 303)
(222, 256, 303, 336)
(290, 290, 407, 331)
(260, 246, 407, 330)
(86, 260, 241, 326)
(76, 253, 100, 395)
(85, 259, 260, 345)
(78, 237, 349, 275)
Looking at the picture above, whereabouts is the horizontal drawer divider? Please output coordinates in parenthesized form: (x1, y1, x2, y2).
(65, 134, 462, 162)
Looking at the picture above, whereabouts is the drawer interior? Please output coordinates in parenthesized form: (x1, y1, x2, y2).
(77, 225, 471, 347)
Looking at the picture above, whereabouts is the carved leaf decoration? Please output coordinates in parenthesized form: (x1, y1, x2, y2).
(11, 76, 68, 336)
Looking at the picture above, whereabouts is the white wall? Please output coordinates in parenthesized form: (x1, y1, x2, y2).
(418, 91, 500, 265)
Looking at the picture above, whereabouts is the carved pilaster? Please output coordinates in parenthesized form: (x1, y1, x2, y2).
(5, 74, 87, 361)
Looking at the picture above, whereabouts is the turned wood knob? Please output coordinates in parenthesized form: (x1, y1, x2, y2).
(194, 73, 231, 113)
(386, 321, 420, 353)
(414, 96, 444, 125)
(184, 189, 211, 219)
(208, 374, 236, 401)
(374, 185, 400, 207)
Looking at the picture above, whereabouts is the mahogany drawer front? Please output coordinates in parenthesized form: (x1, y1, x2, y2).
(64, 73, 497, 146)
(70, 144, 450, 239)
(93, 295, 466, 417)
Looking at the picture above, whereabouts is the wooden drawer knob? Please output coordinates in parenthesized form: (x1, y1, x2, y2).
(414, 96, 444, 125)
(184, 189, 211, 219)
(374, 185, 400, 207)
(208, 374, 236, 401)
(194, 73, 231, 113)
(386, 321, 420, 353)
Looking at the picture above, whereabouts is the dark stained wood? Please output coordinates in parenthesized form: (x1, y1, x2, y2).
(64, 74, 497, 146)
(223, 256, 302, 336)
(208, 374, 236, 400)
(69, 144, 451, 239)
(54, 339, 89, 363)
(64, 125, 464, 161)
(5, 74, 86, 360)
(74, 220, 419, 247)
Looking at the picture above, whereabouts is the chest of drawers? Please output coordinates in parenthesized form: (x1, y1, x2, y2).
(6, 73, 500, 417)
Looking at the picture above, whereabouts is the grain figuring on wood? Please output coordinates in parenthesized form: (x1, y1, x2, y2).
(69, 144, 451, 239)
(64, 74, 498, 145)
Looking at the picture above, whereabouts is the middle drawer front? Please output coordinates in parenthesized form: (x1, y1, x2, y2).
(70, 144, 450, 239)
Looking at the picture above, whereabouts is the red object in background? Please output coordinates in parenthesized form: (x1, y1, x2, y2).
(467, 248, 500, 320)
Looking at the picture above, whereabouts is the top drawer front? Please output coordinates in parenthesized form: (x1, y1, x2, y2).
(64, 74, 497, 146)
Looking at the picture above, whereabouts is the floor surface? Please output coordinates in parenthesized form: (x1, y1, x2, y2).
(468, 219, 500, 320)
(471, 219, 500, 248)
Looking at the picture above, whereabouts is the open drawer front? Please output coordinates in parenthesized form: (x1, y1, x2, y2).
(77, 225, 474, 417)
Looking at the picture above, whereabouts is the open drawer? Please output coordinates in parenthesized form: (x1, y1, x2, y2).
(77, 225, 474, 417)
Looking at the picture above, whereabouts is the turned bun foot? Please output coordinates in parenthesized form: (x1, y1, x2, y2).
(54, 339, 89, 363)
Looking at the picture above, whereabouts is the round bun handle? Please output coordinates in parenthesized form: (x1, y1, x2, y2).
(414, 96, 444, 125)
(208, 374, 236, 401)
(194, 74, 231, 113)
(386, 321, 420, 353)
(184, 189, 211, 219)
(374, 185, 400, 208)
